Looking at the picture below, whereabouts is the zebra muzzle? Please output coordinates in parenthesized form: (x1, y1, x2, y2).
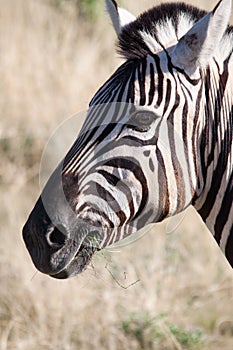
(49, 229, 101, 279)
(22, 195, 102, 279)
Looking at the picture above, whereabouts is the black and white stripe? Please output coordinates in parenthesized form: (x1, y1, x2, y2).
(59, 0, 233, 266)
(22, 0, 233, 279)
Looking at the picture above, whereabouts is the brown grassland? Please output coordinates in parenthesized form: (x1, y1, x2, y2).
(0, 1, 232, 349)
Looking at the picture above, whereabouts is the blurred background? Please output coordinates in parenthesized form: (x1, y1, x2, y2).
(0, 0, 232, 349)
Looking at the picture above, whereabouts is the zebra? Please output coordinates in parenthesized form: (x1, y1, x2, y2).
(23, 0, 233, 279)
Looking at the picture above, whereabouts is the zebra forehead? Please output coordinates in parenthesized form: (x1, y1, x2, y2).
(118, 2, 207, 59)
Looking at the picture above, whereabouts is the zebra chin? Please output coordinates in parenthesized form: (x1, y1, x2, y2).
(22, 197, 102, 279)
(49, 241, 98, 279)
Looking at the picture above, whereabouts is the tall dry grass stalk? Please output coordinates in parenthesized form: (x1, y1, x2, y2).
(0, 1, 232, 349)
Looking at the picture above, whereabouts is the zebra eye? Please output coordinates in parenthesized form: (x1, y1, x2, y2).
(128, 111, 156, 132)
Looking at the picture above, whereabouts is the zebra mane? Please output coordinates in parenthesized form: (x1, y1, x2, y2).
(118, 2, 233, 60)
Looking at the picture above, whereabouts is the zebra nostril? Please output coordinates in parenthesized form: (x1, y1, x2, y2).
(48, 226, 67, 246)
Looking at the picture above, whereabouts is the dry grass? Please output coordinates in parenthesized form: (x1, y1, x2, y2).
(0, 1, 233, 349)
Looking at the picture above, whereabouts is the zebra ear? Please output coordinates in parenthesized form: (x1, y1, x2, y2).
(171, 0, 232, 73)
(105, 0, 136, 36)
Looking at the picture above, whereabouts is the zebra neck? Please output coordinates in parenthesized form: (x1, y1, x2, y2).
(193, 58, 233, 265)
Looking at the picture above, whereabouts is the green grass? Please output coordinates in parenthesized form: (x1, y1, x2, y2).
(122, 312, 204, 349)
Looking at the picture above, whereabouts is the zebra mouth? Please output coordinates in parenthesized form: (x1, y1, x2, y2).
(50, 235, 99, 279)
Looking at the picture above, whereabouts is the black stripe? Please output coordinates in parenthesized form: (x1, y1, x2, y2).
(90, 60, 136, 106)
(198, 119, 231, 221)
(181, 91, 188, 156)
(127, 66, 136, 103)
(97, 169, 135, 221)
(208, 59, 229, 167)
(149, 158, 154, 172)
(63, 104, 112, 171)
(214, 172, 233, 244)
(195, 58, 230, 210)
(156, 147, 170, 220)
(83, 181, 127, 226)
(181, 91, 194, 192)
(153, 54, 163, 107)
(119, 134, 157, 147)
(103, 158, 148, 220)
(225, 226, 233, 267)
(138, 58, 147, 105)
(137, 209, 153, 229)
(167, 93, 186, 211)
(163, 79, 171, 115)
(77, 203, 114, 228)
(64, 117, 118, 173)
(95, 183, 127, 226)
(192, 80, 204, 203)
(148, 63, 155, 105)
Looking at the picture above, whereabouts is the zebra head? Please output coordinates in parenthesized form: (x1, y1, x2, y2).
(23, 0, 233, 278)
